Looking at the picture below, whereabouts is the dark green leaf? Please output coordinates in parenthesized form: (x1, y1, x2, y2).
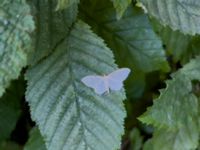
(28, 0, 77, 65)
(24, 128, 46, 150)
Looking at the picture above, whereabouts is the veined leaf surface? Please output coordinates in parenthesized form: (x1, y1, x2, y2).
(0, 0, 34, 97)
(26, 20, 126, 150)
(140, 0, 200, 35)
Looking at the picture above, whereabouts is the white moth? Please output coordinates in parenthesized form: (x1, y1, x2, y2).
(81, 68, 131, 95)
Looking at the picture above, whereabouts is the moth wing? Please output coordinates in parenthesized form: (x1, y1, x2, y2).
(107, 68, 130, 91)
(81, 75, 107, 95)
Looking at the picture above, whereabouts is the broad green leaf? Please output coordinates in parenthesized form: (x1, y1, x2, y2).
(151, 19, 200, 65)
(109, 0, 131, 19)
(149, 124, 199, 150)
(24, 128, 46, 150)
(56, 0, 79, 10)
(26, 20, 126, 150)
(28, 0, 77, 65)
(139, 57, 200, 149)
(151, 19, 192, 63)
(80, 0, 169, 73)
(0, 0, 34, 97)
(140, 0, 200, 35)
(147, 121, 199, 150)
(0, 77, 25, 141)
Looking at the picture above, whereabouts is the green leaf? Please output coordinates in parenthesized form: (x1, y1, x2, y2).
(28, 0, 77, 65)
(0, 0, 34, 97)
(56, 0, 79, 10)
(129, 128, 143, 150)
(139, 57, 200, 149)
(149, 124, 199, 150)
(80, 0, 169, 73)
(24, 128, 46, 150)
(140, 0, 200, 35)
(151, 19, 192, 63)
(109, 0, 131, 19)
(26, 20, 126, 150)
(0, 77, 25, 141)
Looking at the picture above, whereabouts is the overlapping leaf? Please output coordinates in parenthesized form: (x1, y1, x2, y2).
(26, 20, 126, 150)
(0, 78, 24, 141)
(28, 0, 77, 65)
(140, 0, 200, 35)
(24, 128, 46, 150)
(0, 0, 34, 97)
(56, 0, 79, 10)
(139, 57, 200, 149)
(80, 0, 169, 73)
(148, 124, 199, 150)
(151, 19, 191, 63)
(109, 0, 131, 19)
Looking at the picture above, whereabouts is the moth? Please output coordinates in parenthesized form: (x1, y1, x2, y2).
(81, 68, 130, 95)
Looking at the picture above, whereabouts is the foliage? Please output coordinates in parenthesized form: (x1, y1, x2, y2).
(1, 0, 200, 150)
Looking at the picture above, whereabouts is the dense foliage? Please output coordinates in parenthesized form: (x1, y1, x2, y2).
(1, 0, 200, 149)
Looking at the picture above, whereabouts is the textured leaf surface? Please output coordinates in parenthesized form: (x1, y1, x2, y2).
(139, 57, 200, 149)
(28, 0, 77, 65)
(149, 125, 199, 150)
(80, 0, 169, 73)
(24, 128, 46, 150)
(151, 19, 200, 65)
(0, 0, 34, 97)
(140, 0, 200, 35)
(151, 19, 192, 63)
(26, 20, 126, 150)
(0, 78, 24, 141)
(56, 0, 79, 10)
(110, 0, 131, 19)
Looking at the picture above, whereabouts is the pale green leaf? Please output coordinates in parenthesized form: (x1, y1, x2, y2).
(80, 0, 169, 73)
(148, 121, 199, 150)
(140, 0, 200, 35)
(24, 128, 46, 150)
(26, 20, 126, 150)
(139, 57, 200, 149)
(0, 0, 34, 97)
(110, 0, 131, 19)
(0, 78, 24, 141)
(56, 0, 79, 10)
(28, 0, 77, 65)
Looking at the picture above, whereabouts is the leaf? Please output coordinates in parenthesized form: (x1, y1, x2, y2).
(26, 20, 126, 150)
(140, 0, 200, 35)
(129, 128, 143, 150)
(139, 57, 200, 149)
(150, 19, 192, 63)
(80, 0, 169, 73)
(28, 0, 77, 65)
(149, 124, 199, 150)
(0, 77, 25, 141)
(56, 0, 79, 10)
(109, 0, 132, 19)
(24, 128, 46, 150)
(0, 0, 34, 97)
